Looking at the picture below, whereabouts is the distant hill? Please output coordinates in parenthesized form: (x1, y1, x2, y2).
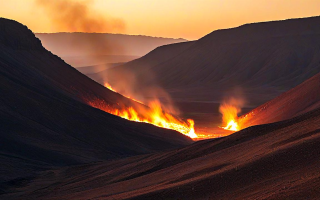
(0, 18, 192, 188)
(35, 33, 187, 67)
(89, 16, 320, 129)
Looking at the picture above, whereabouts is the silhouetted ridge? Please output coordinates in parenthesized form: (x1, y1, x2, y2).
(200, 16, 320, 44)
(0, 18, 43, 50)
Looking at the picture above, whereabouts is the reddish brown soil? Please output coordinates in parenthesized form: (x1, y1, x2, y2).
(7, 107, 320, 199)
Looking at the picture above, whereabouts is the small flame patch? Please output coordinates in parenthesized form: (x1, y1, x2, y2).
(219, 98, 244, 132)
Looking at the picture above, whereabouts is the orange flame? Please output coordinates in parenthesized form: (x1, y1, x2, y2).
(219, 98, 243, 132)
(88, 83, 198, 138)
(104, 82, 116, 92)
(104, 82, 144, 104)
(87, 99, 197, 138)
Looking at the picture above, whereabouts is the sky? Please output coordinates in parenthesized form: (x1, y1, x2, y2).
(1, 0, 320, 40)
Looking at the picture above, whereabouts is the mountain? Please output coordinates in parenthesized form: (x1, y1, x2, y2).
(8, 98, 320, 199)
(0, 17, 192, 188)
(35, 33, 187, 68)
(89, 16, 320, 129)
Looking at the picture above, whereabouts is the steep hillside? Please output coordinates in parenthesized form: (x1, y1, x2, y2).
(240, 70, 320, 128)
(0, 18, 192, 186)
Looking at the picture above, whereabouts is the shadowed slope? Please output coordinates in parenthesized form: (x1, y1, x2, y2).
(0, 18, 193, 187)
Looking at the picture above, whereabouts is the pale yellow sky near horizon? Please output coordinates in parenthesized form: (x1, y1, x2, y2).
(1, 0, 320, 40)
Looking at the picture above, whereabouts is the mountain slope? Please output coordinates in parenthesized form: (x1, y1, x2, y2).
(9, 99, 320, 199)
(90, 16, 320, 129)
(0, 18, 192, 185)
(240, 69, 320, 128)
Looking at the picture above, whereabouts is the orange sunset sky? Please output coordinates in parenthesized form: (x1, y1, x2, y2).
(1, 0, 320, 40)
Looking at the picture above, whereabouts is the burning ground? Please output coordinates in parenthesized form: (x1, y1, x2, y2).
(92, 82, 246, 140)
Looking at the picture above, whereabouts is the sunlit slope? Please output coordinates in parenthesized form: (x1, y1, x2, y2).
(239, 70, 320, 128)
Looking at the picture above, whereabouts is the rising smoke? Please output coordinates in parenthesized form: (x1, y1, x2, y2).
(35, 0, 125, 32)
(35, 0, 126, 64)
(36, 0, 181, 115)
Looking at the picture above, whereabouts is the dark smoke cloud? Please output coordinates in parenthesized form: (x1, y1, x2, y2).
(35, 0, 125, 32)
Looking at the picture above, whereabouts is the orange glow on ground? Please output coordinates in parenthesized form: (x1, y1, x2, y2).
(98, 82, 240, 140)
(219, 99, 243, 132)
(104, 82, 145, 104)
(87, 98, 198, 139)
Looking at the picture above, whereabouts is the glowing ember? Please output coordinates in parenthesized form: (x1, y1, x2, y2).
(104, 82, 144, 104)
(104, 83, 115, 92)
(219, 98, 243, 132)
(223, 120, 239, 131)
(87, 98, 198, 139)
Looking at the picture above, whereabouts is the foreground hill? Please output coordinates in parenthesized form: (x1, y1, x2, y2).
(90, 16, 320, 128)
(0, 18, 192, 187)
(35, 33, 187, 68)
(9, 97, 320, 199)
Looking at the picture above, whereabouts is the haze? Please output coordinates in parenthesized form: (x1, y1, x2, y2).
(1, 0, 320, 40)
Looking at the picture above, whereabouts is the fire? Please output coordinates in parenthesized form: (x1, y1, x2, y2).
(104, 83, 115, 92)
(87, 97, 198, 139)
(104, 82, 144, 104)
(223, 120, 239, 131)
(219, 98, 244, 132)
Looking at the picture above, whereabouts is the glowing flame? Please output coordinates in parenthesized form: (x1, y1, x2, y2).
(104, 83, 115, 92)
(104, 82, 144, 104)
(87, 96, 198, 139)
(223, 120, 239, 131)
(219, 98, 244, 132)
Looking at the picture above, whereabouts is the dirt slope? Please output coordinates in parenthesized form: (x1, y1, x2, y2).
(10, 102, 320, 199)
(240, 70, 320, 128)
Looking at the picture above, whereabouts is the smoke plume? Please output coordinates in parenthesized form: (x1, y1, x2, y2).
(35, 0, 126, 67)
(36, 0, 181, 116)
(35, 0, 125, 32)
